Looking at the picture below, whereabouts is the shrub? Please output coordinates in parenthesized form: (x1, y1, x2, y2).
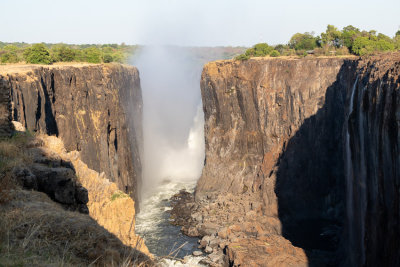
(0, 45, 19, 63)
(23, 44, 51, 64)
(102, 53, 113, 63)
(235, 54, 250, 61)
(51, 45, 75, 62)
(111, 191, 128, 201)
(270, 50, 280, 57)
(352, 37, 375, 56)
(83, 47, 101, 63)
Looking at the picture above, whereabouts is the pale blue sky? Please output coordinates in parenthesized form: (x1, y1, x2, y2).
(1, 0, 399, 46)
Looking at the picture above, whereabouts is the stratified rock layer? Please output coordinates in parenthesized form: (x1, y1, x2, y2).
(197, 54, 400, 266)
(0, 64, 142, 203)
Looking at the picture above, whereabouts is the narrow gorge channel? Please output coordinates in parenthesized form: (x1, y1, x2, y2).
(132, 53, 400, 266)
(133, 46, 206, 265)
(2, 52, 398, 267)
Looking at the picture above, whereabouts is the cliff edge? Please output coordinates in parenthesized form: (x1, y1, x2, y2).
(189, 54, 399, 266)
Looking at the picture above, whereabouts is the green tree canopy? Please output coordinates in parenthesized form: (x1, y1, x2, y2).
(270, 50, 280, 57)
(102, 54, 113, 63)
(51, 45, 76, 62)
(0, 45, 19, 63)
(23, 43, 51, 64)
(83, 47, 101, 63)
(289, 32, 318, 50)
(352, 37, 375, 56)
(244, 43, 274, 57)
(341, 25, 361, 50)
(321, 25, 342, 47)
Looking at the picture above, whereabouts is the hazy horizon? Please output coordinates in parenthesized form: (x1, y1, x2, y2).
(1, 0, 399, 46)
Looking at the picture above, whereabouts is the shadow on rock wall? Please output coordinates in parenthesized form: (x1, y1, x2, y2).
(275, 62, 357, 266)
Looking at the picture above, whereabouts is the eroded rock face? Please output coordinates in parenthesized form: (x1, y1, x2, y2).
(345, 55, 400, 267)
(197, 54, 400, 266)
(1, 64, 142, 204)
(0, 77, 12, 137)
(198, 58, 352, 221)
(36, 134, 149, 254)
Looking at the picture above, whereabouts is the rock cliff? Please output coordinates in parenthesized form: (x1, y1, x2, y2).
(196, 54, 400, 266)
(0, 64, 142, 203)
(0, 64, 149, 262)
(345, 55, 400, 267)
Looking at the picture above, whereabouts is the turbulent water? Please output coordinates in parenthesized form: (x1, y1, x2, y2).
(135, 181, 205, 266)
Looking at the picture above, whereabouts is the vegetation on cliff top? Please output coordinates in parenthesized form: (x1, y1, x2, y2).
(235, 25, 400, 60)
(0, 42, 247, 65)
(0, 42, 138, 64)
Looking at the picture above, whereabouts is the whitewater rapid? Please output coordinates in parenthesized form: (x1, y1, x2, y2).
(135, 181, 206, 266)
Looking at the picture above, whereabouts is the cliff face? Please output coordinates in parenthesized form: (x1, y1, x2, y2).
(198, 54, 400, 266)
(0, 64, 142, 203)
(345, 55, 400, 266)
(198, 58, 352, 219)
(0, 64, 149, 258)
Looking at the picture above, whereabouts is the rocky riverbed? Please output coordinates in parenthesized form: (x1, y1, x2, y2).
(170, 189, 308, 267)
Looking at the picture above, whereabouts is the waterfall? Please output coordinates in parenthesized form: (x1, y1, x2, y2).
(357, 85, 367, 265)
(131, 46, 205, 196)
(132, 46, 207, 263)
(345, 76, 357, 264)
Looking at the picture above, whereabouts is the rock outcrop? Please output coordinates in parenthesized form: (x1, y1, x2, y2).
(0, 64, 142, 204)
(35, 134, 149, 254)
(193, 54, 400, 266)
(0, 77, 12, 137)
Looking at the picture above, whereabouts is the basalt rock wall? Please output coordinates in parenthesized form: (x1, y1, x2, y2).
(198, 54, 400, 266)
(0, 64, 142, 204)
(345, 55, 400, 267)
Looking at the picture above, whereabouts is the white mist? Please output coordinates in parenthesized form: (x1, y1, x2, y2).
(131, 45, 205, 198)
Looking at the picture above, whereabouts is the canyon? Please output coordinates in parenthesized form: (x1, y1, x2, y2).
(174, 53, 399, 266)
(0, 52, 399, 267)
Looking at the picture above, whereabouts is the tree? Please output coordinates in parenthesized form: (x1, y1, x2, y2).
(0, 45, 19, 63)
(375, 39, 395, 51)
(274, 44, 287, 54)
(23, 43, 51, 64)
(83, 47, 101, 63)
(352, 37, 375, 56)
(235, 54, 250, 61)
(51, 45, 75, 62)
(270, 50, 280, 57)
(242, 43, 273, 58)
(342, 26, 360, 50)
(321, 25, 342, 48)
(289, 32, 318, 50)
(102, 54, 113, 63)
(394, 32, 400, 49)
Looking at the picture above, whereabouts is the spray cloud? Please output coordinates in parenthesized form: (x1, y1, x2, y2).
(132, 46, 205, 197)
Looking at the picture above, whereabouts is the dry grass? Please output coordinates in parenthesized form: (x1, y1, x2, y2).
(0, 133, 152, 266)
(0, 190, 152, 267)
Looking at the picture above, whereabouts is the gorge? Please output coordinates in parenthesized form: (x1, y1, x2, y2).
(186, 53, 399, 266)
(0, 52, 399, 267)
